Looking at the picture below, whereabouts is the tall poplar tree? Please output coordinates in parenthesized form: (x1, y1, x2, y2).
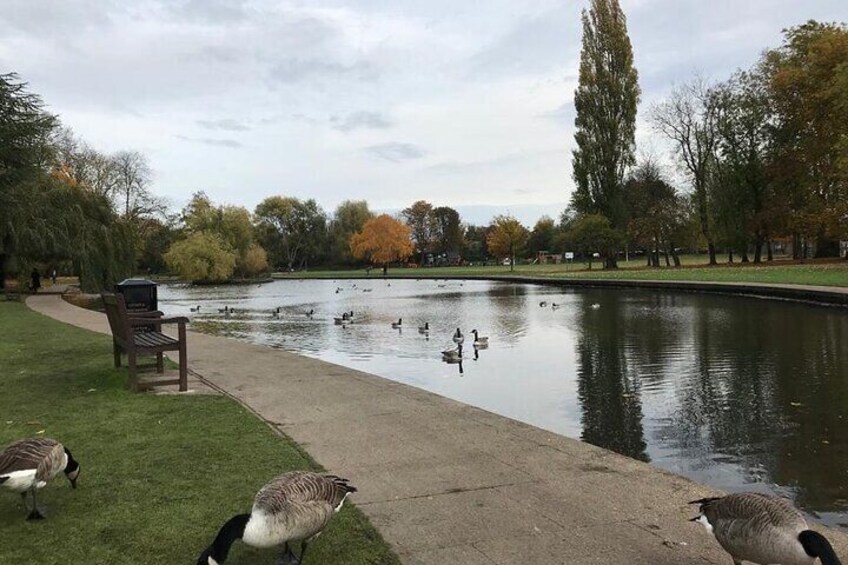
(571, 0, 640, 268)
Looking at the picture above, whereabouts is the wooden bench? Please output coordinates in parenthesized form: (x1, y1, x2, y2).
(101, 292, 188, 392)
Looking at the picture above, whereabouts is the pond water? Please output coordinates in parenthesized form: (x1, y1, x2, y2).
(158, 278, 848, 528)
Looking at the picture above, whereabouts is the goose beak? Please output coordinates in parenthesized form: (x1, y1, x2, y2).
(688, 516, 699, 522)
(70, 477, 78, 489)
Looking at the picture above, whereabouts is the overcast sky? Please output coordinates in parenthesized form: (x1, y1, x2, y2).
(2, 0, 845, 224)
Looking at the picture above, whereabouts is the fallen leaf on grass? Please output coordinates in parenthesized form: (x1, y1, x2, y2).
(36, 429, 45, 435)
(789, 402, 803, 407)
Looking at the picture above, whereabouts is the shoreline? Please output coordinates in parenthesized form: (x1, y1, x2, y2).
(273, 273, 848, 307)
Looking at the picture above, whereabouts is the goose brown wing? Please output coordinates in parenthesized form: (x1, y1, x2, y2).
(0, 438, 62, 480)
(254, 471, 356, 514)
(697, 493, 807, 531)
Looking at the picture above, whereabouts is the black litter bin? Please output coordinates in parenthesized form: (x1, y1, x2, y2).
(114, 278, 158, 314)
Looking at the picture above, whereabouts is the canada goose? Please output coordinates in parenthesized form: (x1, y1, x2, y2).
(197, 471, 356, 565)
(442, 344, 462, 361)
(0, 437, 80, 520)
(590, 303, 601, 310)
(333, 316, 350, 325)
(190, 305, 201, 312)
(218, 306, 229, 313)
(452, 328, 464, 345)
(471, 329, 489, 346)
(305, 309, 314, 318)
(551, 303, 560, 310)
(539, 301, 548, 307)
(418, 322, 429, 334)
(391, 318, 402, 329)
(690, 493, 842, 565)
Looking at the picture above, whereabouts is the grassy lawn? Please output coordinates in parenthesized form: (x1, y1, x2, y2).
(277, 258, 848, 287)
(0, 302, 399, 565)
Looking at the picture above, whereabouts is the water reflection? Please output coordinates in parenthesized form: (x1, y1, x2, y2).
(159, 279, 848, 527)
(575, 294, 648, 462)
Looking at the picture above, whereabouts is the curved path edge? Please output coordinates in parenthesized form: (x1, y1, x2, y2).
(25, 295, 848, 564)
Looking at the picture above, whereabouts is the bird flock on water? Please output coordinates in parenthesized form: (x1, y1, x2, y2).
(27, 281, 837, 562)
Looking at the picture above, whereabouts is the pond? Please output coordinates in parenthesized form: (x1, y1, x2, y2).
(158, 278, 848, 528)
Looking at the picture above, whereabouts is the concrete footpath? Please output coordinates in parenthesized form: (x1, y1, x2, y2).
(26, 295, 848, 564)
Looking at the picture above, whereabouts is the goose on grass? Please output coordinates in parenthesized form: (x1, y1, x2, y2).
(0, 437, 80, 520)
(690, 493, 842, 565)
(197, 471, 356, 565)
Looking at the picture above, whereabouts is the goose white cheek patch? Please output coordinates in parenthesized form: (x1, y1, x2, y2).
(697, 515, 714, 534)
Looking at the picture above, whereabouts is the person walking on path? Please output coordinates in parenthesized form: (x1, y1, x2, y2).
(30, 268, 41, 292)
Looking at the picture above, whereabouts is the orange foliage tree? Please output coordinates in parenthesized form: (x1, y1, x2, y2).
(349, 214, 414, 267)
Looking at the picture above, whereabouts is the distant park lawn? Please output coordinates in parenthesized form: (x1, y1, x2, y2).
(0, 302, 399, 565)
(278, 257, 848, 287)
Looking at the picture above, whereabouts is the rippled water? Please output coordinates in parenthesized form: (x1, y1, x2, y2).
(159, 278, 848, 528)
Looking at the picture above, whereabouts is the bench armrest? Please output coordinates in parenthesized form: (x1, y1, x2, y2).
(129, 316, 188, 326)
(130, 311, 165, 318)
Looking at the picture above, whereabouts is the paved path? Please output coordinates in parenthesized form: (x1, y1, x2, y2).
(26, 295, 848, 564)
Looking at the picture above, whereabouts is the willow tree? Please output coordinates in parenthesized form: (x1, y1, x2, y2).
(571, 0, 640, 269)
(0, 73, 57, 287)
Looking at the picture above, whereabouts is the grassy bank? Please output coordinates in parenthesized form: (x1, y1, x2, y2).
(276, 258, 848, 287)
(0, 302, 399, 564)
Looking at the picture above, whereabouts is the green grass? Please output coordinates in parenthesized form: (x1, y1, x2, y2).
(277, 257, 848, 287)
(0, 302, 399, 565)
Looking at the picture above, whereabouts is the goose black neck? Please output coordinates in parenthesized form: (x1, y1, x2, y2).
(64, 448, 79, 474)
(209, 513, 250, 563)
(799, 530, 842, 565)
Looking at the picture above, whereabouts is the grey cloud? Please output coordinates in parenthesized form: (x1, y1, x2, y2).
(168, 0, 249, 23)
(268, 59, 378, 85)
(468, 6, 579, 79)
(331, 111, 393, 132)
(539, 102, 574, 126)
(177, 135, 243, 148)
(365, 142, 425, 163)
(197, 118, 250, 132)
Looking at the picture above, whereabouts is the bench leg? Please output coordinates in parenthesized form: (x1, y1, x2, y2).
(113, 342, 121, 367)
(178, 324, 187, 392)
(127, 349, 139, 392)
(156, 352, 164, 373)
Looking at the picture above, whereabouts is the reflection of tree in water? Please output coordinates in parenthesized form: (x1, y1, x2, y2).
(486, 283, 529, 345)
(656, 298, 848, 515)
(576, 293, 648, 462)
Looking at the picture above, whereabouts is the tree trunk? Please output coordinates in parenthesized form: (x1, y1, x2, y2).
(604, 256, 618, 269)
(708, 241, 717, 265)
(767, 240, 773, 261)
(510, 253, 515, 272)
(728, 250, 734, 263)
(741, 250, 749, 263)
(753, 235, 763, 264)
(670, 244, 681, 267)
(653, 239, 660, 268)
(792, 233, 800, 259)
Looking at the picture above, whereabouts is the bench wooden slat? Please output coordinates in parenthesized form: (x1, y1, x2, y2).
(101, 291, 188, 392)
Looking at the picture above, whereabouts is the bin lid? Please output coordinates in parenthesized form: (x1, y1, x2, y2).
(115, 278, 157, 288)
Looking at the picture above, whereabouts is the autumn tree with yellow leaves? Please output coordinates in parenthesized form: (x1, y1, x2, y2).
(349, 214, 414, 268)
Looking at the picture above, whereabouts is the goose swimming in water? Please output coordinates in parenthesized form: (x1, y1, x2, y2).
(470, 329, 488, 347)
(442, 344, 462, 361)
(197, 471, 356, 565)
(190, 305, 201, 312)
(690, 493, 842, 565)
(305, 309, 314, 318)
(539, 301, 548, 307)
(418, 322, 429, 334)
(391, 318, 402, 329)
(452, 328, 464, 345)
(590, 303, 601, 310)
(0, 437, 81, 520)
